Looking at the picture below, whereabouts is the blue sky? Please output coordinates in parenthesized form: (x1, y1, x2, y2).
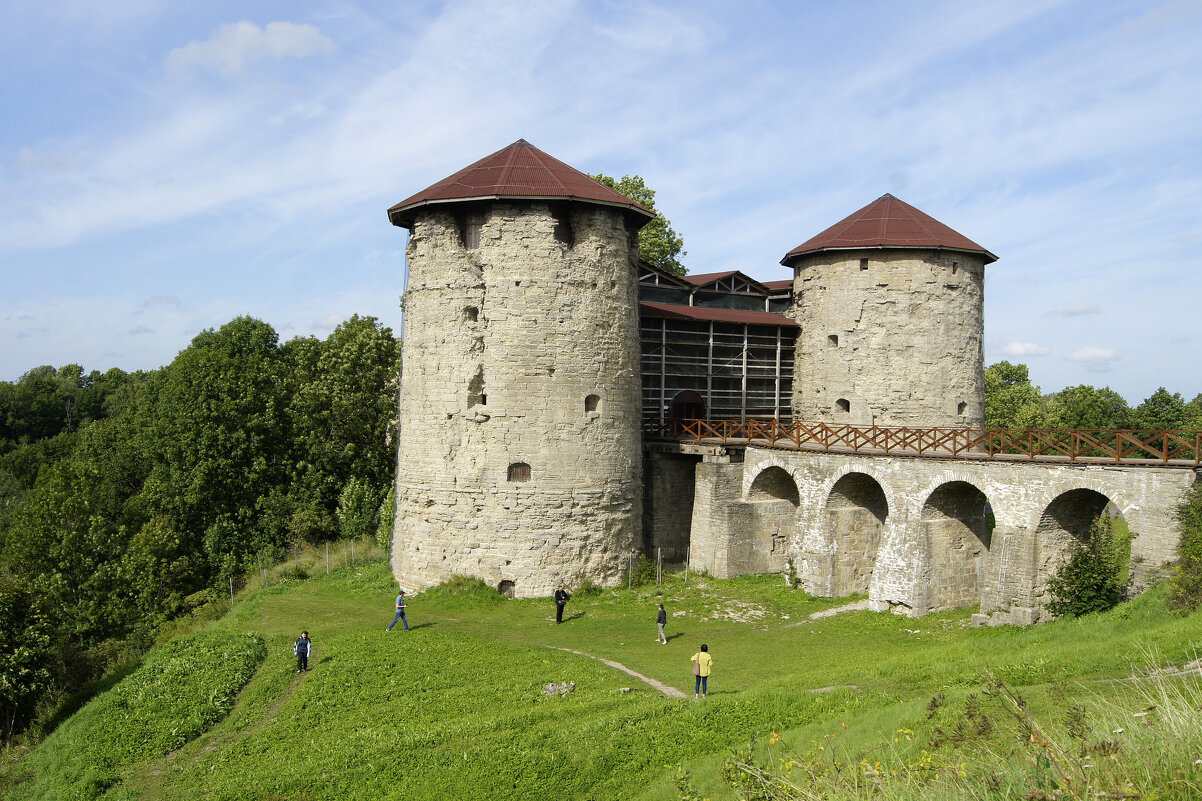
(2, 0, 1200, 404)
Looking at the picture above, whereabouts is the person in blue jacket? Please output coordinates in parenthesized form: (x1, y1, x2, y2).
(387, 590, 409, 632)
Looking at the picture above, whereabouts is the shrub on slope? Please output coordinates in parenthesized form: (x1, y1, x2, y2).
(8, 630, 265, 800)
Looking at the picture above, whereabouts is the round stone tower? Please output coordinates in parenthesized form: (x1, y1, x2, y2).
(782, 194, 996, 427)
(386, 140, 652, 598)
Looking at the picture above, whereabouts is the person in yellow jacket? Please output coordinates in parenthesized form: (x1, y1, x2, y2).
(690, 644, 711, 698)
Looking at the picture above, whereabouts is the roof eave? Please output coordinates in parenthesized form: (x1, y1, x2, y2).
(389, 195, 656, 230)
(781, 243, 998, 267)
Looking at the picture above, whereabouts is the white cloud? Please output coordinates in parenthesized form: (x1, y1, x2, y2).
(165, 21, 334, 78)
(1056, 302, 1100, 316)
(999, 342, 1051, 357)
(1064, 346, 1119, 372)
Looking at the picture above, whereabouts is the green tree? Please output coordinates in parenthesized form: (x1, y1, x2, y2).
(336, 477, 379, 542)
(590, 174, 686, 275)
(119, 516, 205, 626)
(1167, 482, 1202, 613)
(376, 484, 396, 550)
(1047, 385, 1131, 430)
(1046, 514, 1130, 617)
(1132, 387, 1187, 430)
(138, 316, 290, 571)
(284, 316, 400, 542)
(1185, 394, 1202, 430)
(984, 361, 1049, 429)
(2, 416, 149, 643)
(0, 575, 54, 743)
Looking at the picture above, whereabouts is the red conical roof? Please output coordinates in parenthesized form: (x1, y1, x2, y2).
(388, 139, 655, 229)
(781, 194, 996, 265)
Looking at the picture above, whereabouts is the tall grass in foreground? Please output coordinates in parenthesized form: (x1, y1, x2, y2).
(689, 667, 1202, 800)
(5, 631, 265, 800)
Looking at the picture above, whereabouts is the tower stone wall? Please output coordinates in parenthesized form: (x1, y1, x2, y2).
(790, 249, 986, 427)
(393, 201, 643, 597)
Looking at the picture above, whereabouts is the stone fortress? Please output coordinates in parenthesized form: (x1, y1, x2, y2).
(389, 140, 1196, 623)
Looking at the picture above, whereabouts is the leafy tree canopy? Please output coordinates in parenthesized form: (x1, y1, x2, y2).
(590, 173, 686, 276)
(1047, 384, 1131, 430)
(984, 361, 1049, 429)
(1131, 387, 1187, 430)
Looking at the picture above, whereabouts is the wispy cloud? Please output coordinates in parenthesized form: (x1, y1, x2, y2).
(165, 21, 335, 78)
(1065, 346, 1119, 373)
(1053, 302, 1100, 316)
(999, 342, 1051, 357)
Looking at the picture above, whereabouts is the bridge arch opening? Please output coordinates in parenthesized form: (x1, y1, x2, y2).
(748, 466, 800, 505)
(920, 481, 992, 611)
(1034, 489, 1129, 609)
(823, 472, 887, 595)
(739, 466, 799, 574)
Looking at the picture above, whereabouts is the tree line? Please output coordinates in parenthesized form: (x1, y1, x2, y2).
(984, 361, 1202, 430)
(0, 315, 400, 743)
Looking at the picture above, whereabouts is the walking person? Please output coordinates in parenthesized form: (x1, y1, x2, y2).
(386, 590, 408, 632)
(554, 584, 570, 624)
(294, 630, 312, 673)
(691, 644, 711, 699)
(656, 603, 668, 644)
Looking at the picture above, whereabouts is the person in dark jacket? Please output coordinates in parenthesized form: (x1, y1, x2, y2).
(656, 603, 668, 644)
(554, 584, 570, 623)
(294, 631, 312, 673)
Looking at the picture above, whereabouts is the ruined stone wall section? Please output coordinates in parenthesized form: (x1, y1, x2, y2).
(692, 446, 1194, 622)
(393, 203, 643, 598)
(790, 250, 986, 427)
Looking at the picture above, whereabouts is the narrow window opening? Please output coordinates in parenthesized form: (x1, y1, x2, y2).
(585, 394, 600, 413)
(507, 462, 531, 482)
(957, 401, 967, 415)
(459, 210, 484, 250)
(468, 367, 485, 407)
(827, 334, 839, 348)
(952, 261, 959, 274)
(859, 258, 869, 271)
(464, 306, 479, 323)
(836, 398, 851, 413)
(552, 207, 575, 247)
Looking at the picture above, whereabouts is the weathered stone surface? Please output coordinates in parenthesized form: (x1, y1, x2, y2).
(790, 250, 985, 427)
(392, 202, 643, 597)
(691, 446, 1195, 620)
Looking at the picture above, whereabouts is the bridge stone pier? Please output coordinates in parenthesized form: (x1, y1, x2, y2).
(688, 446, 1198, 624)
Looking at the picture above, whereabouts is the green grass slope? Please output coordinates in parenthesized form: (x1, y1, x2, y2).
(6, 560, 1201, 801)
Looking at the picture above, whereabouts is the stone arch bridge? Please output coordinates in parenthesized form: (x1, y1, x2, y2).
(646, 422, 1200, 625)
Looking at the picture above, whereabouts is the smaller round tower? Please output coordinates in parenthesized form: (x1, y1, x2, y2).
(782, 194, 996, 427)
(387, 140, 653, 598)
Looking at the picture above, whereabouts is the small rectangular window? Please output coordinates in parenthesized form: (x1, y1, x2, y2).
(859, 258, 868, 271)
(460, 211, 484, 249)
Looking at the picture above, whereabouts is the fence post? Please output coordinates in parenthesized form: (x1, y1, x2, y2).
(326, 543, 329, 575)
(685, 546, 690, 584)
(657, 547, 662, 585)
(628, 553, 632, 590)
(229, 576, 234, 603)
(351, 540, 355, 566)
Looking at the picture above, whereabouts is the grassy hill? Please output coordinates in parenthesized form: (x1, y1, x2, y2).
(4, 553, 1200, 800)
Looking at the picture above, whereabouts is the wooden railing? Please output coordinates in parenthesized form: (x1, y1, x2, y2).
(643, 419, 1202, 467)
